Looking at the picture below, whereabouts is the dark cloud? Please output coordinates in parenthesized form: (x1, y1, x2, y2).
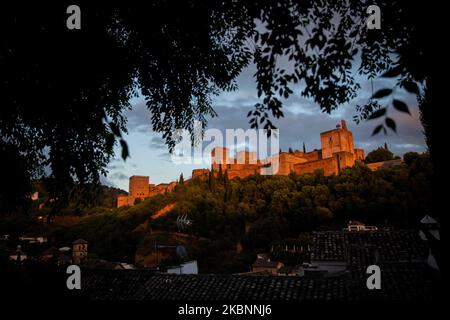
(107, 163, 124, 170)
(126, 100, 152, 133)
(158, 152, 173, 162)
(109, 172, 128, 181)
(100, 174, 115, 187)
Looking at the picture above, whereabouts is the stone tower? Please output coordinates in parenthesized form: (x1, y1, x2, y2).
(320, 120, 355, 159)
(129, 175, 150, 198)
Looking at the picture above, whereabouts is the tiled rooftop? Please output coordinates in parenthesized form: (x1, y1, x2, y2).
(310, 231, 347, 261)
(310, 230, 428, 264)
(81, 262, 438, 301)
(78, 229, 437, 300)
(82, 270, 350, 300)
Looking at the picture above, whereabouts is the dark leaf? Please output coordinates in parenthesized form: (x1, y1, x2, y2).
(372, 124, 384, 136)
(120, 139, 129, 160)
(385, 117, 396, 132)
(368, 108, 386, 120)
(105, 133, 115, 150)
(371, 88, 392, 99)
(109, 122, 122, 137)
(381, 66, 403, 78)
(349, 29, 358, 38)
(392, 100, 411, 114)
(403, 81, 420, 95)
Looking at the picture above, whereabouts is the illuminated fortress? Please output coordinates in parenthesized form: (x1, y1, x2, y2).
(200, 119, 365, 179)
(118, 120, 366, 207)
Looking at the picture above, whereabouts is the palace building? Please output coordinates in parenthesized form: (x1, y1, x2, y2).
(118, 120, 368, 207)
(210, 119, 365, 179)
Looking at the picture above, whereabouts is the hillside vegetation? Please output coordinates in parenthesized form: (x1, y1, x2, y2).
(49, 152, 431, 272)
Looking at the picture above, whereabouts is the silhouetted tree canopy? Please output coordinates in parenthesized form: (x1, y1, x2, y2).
(365, 147, 394, 163)
(403, 152, 420, 166)
(0, 1, 439, 211)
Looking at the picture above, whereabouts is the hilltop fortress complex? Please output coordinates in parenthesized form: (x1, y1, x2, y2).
(118, 120, 366, 207)
(205, 119, 365, 179)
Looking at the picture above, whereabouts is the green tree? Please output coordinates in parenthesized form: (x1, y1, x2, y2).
(365, 147, 394, 163)
(0, 143, 32, 214)
(179, 173, 184, 185)
(403, 152, 420, 166)
(316, 207, 333, 223)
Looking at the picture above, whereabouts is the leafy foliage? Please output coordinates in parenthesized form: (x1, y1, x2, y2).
(365, 147, 394, 163)
(1, 1, 436, 212)
(20, 153, 429, 272)
(150, 156, 429, 270)
(54, 193, 175, 262)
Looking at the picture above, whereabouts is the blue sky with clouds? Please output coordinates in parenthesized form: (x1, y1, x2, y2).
(104, 64, 426, 191)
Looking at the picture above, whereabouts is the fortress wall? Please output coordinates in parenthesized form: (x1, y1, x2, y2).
(212, 147, 230, 165)
(226, 163, 258, 170)
(277, 153, 309, 175)
(293, 157, 337, 176)
(335, 151, 356, 170)
(227, 167, 259, 179)
(367, 159, 403, 171)
(117, 195, 129, 208)
(303, 150, 322, 162)
(127, 197, 136, 206)
(149, 182, 178, 197)
(354, 148, 365, 161)
(236, 151, 258, 164)
(192, 169, 210, 180)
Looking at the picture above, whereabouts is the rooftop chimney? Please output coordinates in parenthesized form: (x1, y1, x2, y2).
(341, 120, 347, 130)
